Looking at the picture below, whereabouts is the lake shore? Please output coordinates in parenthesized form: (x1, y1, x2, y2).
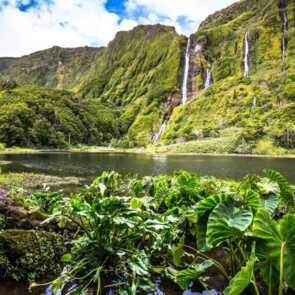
(1, 145, 295, 158)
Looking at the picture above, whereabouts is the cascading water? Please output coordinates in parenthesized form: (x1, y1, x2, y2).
(204, 63, 212, 89)
(182, 37, 191, 104)
(279, 0, 288, 64)
(152, 120, 167, 144)
(243, 32, 250, 77)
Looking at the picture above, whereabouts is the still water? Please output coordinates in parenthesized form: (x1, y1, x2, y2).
(0, 152, 294, 183)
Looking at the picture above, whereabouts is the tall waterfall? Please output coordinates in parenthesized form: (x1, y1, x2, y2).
(152, 120, 167, 144)
(182, 37, 191, 104)
(243, 32, 250, 77)
(204, 63, 212, 89)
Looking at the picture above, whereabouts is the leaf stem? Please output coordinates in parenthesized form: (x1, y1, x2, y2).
(184, 244, 230, 281)
(279, 242, 286, 295)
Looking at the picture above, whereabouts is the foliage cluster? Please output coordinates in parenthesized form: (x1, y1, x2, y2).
(8, 169, 294, 294)
(0, 85, 118, 148)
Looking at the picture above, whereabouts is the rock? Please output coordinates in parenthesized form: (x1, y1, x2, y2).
(0, 189, 60, 231)
(278, 129, 295, 148)
(193, 129, 204, 140)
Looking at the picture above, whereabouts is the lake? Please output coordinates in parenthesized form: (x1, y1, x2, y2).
(0, 152, 294, 183)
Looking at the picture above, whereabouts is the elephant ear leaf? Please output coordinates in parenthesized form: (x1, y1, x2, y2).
(253, 210, 295, 291)
(223, 250, 256, 295)
(260, 194, 279, 215)
(206, 201, 253, 248)
(195, 194, 231, 216)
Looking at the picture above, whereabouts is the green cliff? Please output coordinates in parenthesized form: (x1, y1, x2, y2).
(159, 0, 295, 154)
(80, 25, 185, 146)
(0, 46, 103, 91)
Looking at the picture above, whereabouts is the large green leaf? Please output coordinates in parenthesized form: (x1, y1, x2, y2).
(260, 194, 278, 215)
(206, 201, 253, 248)
(253, 210, 295, 291)
(174, 260, 214, 290)
(223, 250, 256, 295)
(195, 194, 231, 217)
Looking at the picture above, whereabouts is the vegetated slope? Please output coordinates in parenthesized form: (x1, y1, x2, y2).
(79, 25, 185, 147)
(0, 84, 118, 147)
(159, 0, 295, 154)
(0, 46, 104, 91)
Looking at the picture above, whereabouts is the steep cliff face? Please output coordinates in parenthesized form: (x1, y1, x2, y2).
(161, 0, 295, 152)
(80, 25, 185, 146)
(0, 46, 104, 91)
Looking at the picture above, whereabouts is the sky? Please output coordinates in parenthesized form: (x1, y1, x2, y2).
(0, 0, 239, 57)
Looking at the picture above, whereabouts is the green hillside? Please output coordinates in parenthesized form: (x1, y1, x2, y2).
(0, 46, 103, 91)
(159, 0, 295, 154)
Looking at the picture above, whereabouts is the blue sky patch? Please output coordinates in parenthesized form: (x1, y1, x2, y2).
(0, 0, 10, 11)
(105, 0, 126, 18)
(16, 0, 53, 12)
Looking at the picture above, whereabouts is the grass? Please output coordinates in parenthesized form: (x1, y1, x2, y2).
(1, 143, 295, 158)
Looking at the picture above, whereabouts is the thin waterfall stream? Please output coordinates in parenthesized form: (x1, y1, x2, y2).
(204, 63, 212, 89)
(152, 120, 167, 144)
(279, 0, 288, 65)
(182, 37, 191, 104)
(243, 32, 249, 77)
(252, 96, 257, 110)
(153, 36, 191, 144)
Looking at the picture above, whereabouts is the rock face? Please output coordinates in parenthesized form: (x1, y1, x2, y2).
(0, 0, 294, 149)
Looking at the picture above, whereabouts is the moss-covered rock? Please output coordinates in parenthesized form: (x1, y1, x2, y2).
(0, 229, 65, 281)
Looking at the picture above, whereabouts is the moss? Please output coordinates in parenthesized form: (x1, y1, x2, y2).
(0, 172, 81, 191)
(0, 229, 65, 281)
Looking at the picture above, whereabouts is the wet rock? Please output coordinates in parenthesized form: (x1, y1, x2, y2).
(278, 129, 295, 148)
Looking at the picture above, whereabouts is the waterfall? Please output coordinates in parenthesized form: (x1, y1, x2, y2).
(243, 32, 250, 77)
(280, 1, 288, 64)
(182, 37, 191, 104)
(152, 120, 167, 144)
(204, 63, 212, 89)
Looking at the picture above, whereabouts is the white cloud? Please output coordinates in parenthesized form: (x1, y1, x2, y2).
(0, 0, 238, 57)
(125, 0, 238, 35)
(0, 0, 137, 56)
